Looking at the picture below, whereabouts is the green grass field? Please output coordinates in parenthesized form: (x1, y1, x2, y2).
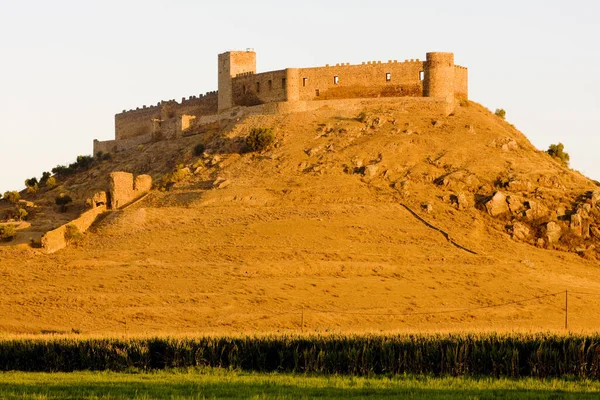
(1, 369, 600, 399)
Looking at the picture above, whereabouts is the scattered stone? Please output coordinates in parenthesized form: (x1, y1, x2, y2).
(363, 165, 379, 178)
(507, 180, 532, 192)
(512, 222, 531, 241)
(570, 213, 583, 237)
(507, 196, 525, 215)
(212, 177, 231, 189)
(485, 191, 509, 217)
(521, 259, 535, 267)
(524, 200, 549, 220)
(421, 203, 433, 214)
(545, 221, 562, 244)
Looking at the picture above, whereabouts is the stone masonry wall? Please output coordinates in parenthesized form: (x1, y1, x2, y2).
(41, 205, 107, 254)
(114, 92, 217, 141)
(109, 172, 152, 209)
(231, 69, 288, 107)
(296, 60, 425, 101)
(454, 66, 468, 99)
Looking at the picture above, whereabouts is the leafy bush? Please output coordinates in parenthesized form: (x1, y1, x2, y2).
(95, 151, 113, 161)
(495, 109, 506, 119)
(0, 225, 16, 242)
(45, 176, 57, 189)
(246, 128, 275, 152)
(55, 194, 73, 212)
(3, 191, 20, 204)
(547, 143, 570, 167)
(64, 224, 83, 244)
(52, 165, 74, 177)
(39, 172, 51, 186)
(194, 143, 206, 157)
(25, 177, 38, 188)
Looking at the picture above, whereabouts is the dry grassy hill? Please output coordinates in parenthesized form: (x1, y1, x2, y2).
(1, 99, 599, 336)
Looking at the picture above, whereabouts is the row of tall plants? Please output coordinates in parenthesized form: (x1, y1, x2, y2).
(1, 334, 600, 378)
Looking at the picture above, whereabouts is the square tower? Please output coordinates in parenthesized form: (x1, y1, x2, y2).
(218, 50, 257, 112)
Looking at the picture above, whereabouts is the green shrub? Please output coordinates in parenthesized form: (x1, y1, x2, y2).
(52, 165, 74, 177)
(39, 172, 51, 186)
(547, 143, 570, 167)
(0, 225, 16, 242)
(45, 176, 57, 189)
(55, 194, 73, 212)
(25, 177, 38, 188)
(194, 143, 206, 157)
(64, 224, 83, 244)
(495, 109, 506, 119)
(3, 191, 20, 204)
(246, 128, 275, 152)
(95, 151, 113, 161)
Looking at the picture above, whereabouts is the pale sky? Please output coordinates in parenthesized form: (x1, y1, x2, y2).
(1, 0, 599, 193)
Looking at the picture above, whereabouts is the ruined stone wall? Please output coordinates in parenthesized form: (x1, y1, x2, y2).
(231, 69, 287, 106)
(109, 172, 152, 209)
(114, 92, 218, 141)
(41, 205, 107, 254)
(295, 60, 425, 101)
(454, 65, 468, 99)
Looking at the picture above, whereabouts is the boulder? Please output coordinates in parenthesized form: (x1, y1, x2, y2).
(422, 203, 434, 214)
(524, 200, 549, 220)
(512, 222, 531, 241)
(592, 190, 600, 207)
(507, 196, 525, 215)
(570, 213, 583, 236)
(456, 192, 469, 210)
(485, 191, 509, 217)
(545, 222, 562, 244)
(363, 165, 379, 178)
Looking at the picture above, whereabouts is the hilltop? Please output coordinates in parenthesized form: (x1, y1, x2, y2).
(1, 99, 600, 335)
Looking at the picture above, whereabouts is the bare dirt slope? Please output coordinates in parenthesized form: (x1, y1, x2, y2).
(1, 100, 599, 335)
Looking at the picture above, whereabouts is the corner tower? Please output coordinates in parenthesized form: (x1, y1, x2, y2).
(218, 50, 256, 112)
(424, 52, 455, 102)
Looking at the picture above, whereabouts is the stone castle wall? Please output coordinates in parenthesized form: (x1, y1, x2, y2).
(95, 50, 468, 154)
(114, 92, 218, 141)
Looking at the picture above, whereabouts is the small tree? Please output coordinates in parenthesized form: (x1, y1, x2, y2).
(246, 128, 275, 152)
(3, 191, 20, 204)
(39, 171, 51, 186)
(55, 193, 73, 212)
(45, 176, 57, 189)
(0, 225, 16, 242)
(17, 207, 28, 221)
(547, 143, 570, 167)
(495, 109, 506, 119)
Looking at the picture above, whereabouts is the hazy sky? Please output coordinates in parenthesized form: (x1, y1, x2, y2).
(1, 0, 599, 193)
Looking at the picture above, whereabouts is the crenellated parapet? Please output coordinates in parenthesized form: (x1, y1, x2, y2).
(97, 49, 467, 153)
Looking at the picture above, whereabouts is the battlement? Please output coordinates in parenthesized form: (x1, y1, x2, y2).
(99, 50, 467, 153)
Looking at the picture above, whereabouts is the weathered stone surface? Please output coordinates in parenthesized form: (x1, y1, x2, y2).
(456, 192, 469, 210)
(422, 203, 433, 214)
(507, 180, 532, 192)
(91, 191, 107, 208)
(485, 191, 509, 217)
(592, 190, 600, 206)
(507, 196, 525, 215)
(363, 165, 379, 178)
(134, 175, 152, 193)
(545, 221, 562, 244)
(570, 213, 583, 237)
(512, 222, 530, 241)
(110, 172, 152, 209)
(524, 200, 549, 220)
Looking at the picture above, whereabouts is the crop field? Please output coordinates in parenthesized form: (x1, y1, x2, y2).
(2, 333, 600, 378)
(1, 369, 600, 399)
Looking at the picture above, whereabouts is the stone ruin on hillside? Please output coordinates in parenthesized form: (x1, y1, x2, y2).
(41, 172, 152, 254)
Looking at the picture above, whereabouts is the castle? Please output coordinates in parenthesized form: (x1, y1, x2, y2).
(94, 50, 468, 154)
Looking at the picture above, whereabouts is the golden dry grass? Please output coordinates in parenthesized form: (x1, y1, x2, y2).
(1, 100, 599, 336)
